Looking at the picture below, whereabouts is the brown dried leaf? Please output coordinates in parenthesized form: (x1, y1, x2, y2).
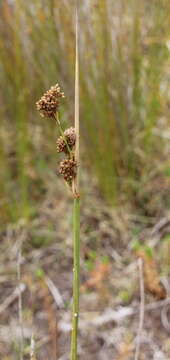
(115, 342, 133, 360)
(136, 250, 166, 300)
(81, 262, 111, 292)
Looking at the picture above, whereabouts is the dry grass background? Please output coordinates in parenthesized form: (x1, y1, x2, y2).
(0, 0, 170, 220)
(0, 0, 170, 359)
(1, 173, 170, 359)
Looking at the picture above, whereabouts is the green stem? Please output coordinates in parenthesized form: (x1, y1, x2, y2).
(71, 197, 80, 360)
(71, 3, 80, 359)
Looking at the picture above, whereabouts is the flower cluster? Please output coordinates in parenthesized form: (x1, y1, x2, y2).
(56, 127, 76, 154)
(57, 126, 77, 185)
(36, 84, 76, 187)
(59, 159, 77, 183)
(36, 84, 64, 118)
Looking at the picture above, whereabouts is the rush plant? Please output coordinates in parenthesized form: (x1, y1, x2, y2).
(36, 8, 80, 359)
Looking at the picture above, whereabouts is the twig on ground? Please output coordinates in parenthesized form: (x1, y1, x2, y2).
(30, 332, 37, 360)
(145, 297, 170, 311)
(45, 276, 64, 308)
(58, 297, 170, 333)
(161, 304, 170, 332)
(150, 217, 170, 237)
(0, 283, 26, 314)
(134, 258, 145, 360)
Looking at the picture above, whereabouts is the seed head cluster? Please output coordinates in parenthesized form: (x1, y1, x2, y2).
(59, 159, 77, 183)
(36, 84, 64, 118)
(36, 84, 77, 188)
(56, 127, 76, 153)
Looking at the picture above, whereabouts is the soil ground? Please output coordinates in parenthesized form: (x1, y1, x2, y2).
(1, 171, 170, 360)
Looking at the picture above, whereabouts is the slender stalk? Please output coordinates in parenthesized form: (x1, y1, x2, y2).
(71, 4, 80, 360)
(71, 197, 80, 360)
(30, 332, 36, 360)
(74, 6, 80, 194)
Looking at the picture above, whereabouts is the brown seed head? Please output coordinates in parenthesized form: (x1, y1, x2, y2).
(56, 127, 76, 153)
(59, 159, 77, 183)
(36, 84, 65, 118)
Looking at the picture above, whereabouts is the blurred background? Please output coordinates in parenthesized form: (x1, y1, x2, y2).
(1, 0, 170, 359)
(1, 0, 170, 221)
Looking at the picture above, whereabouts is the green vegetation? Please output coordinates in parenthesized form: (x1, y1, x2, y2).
(0, 0, 170, 224)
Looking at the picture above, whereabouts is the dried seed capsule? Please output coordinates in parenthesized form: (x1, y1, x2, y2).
(59, 159, 77, 184)
(36, 84, 65, 118)
(56, 127, 76, 153)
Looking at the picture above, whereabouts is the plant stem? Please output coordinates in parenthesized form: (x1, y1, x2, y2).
(71, 197, 80, 360)
(74, 6, 80, 193)
(71, 4, 80, 359)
